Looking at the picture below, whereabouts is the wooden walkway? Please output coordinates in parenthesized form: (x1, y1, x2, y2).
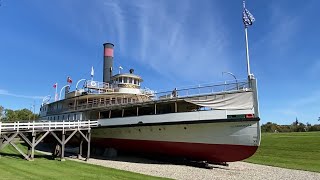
(0, 120, 98, 161)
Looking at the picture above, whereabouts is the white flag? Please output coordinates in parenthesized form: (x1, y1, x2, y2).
(91, 66, 94, 77)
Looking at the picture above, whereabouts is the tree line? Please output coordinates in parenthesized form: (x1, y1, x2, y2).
(261, 120, 320, 133)
(0, 105, 39, 122)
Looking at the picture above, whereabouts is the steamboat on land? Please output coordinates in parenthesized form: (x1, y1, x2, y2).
(39, 42, 261, 163)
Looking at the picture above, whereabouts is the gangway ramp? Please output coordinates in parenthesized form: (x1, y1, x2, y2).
(0, 120, 98, 161)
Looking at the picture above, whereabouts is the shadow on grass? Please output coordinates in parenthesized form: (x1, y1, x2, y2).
(0, 152, 54, 160)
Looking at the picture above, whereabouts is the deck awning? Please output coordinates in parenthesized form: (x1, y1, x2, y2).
(185, 91, 253, 110)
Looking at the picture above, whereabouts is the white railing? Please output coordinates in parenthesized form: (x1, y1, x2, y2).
(0, 120, 98, 134)
(154, 79, 250, 100)
(85, 80, 111, 89)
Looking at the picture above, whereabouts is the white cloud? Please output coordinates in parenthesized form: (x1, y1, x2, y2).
(0, 89, 44, 99)
(61, 0, 232, 81)
(136, 0, 229, 80)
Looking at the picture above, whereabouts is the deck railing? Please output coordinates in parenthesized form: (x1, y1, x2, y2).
(0, 120, 98, 134)
(154, 79, 249, 100)
(46, 79, 250, 114)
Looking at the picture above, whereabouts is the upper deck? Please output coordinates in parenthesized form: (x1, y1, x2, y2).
(40, 78, 255, 118)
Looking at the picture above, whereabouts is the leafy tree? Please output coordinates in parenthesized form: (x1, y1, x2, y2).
(1, 107, 39, 122)
(3, 109, 18, 121)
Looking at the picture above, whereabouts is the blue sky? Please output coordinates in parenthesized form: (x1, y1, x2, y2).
(0, 0, 319, 125)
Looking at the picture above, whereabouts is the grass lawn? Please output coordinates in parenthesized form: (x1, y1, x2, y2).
(0, 144, 168, 180)
(245, 131, 320, 172)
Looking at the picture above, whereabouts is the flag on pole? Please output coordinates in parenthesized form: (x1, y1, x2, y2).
(91, 66, 94, 77)
(67, 76, 72, 84)
(53, 83, 58, 101)
(242, 1, 255, 27)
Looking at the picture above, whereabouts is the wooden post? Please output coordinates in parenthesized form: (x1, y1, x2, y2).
(61, 133, 65, 161)
(109, 110, 111, 118)
(136, 107, 139, 116)
(31, 132, 36, 160)
(86, 131, 91, 161)
(122, 109, 124, 117)
(78, 136, 83, 159)
(175, 102, 178, 113)
(154, 103, 157, 115)
(0, 134, 2, 158)
(86, 97, 89, 109)
(74, 98, 77, 110)
(98, 112, 101, 119)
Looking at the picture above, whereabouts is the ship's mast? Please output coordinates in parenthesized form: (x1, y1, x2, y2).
(242, 0, 255, 79)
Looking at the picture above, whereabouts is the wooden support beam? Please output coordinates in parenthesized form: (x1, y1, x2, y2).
(31, 133, 36, 160)
(137, 107, 139, 116)
(61, 133, 65, 161)
(50, 131, 62, 145)
(18, 132, 32, 147)
(86, 131, 91, 161)
(34, 131, 50, 147)
(10, 140, 30, 161)
(78, 130, 89, 142)
(0, 135, 2, 158)
(65, 130, 77, 144)
(0, 132, 18, 150)
(2, 134, 30, 160)
(78, 137, 83, 159)
(175, 102, 178, 113)
(74, 97, 77, 110)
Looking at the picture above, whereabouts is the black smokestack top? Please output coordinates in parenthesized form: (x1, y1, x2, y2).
(103, 42, 114, 83)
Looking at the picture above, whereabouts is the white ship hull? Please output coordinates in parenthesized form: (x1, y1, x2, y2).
(92, 111, 260, 162)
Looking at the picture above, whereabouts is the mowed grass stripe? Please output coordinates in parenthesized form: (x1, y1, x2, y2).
(245, 132, 320, 172)
(0, 144, 168, 180)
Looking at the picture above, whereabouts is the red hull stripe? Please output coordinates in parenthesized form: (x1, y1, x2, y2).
(92, 138, 258, 162)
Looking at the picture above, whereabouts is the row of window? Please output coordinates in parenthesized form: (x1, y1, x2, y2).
(114, 77, 140, 85)
(46, 113, 82, 121)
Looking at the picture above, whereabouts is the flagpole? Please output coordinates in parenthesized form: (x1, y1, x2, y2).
(55, 83, 58, 101)
(243, 0, 252, 78)
(244, 27, 251, 77)
(91, 66, 94, 81)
